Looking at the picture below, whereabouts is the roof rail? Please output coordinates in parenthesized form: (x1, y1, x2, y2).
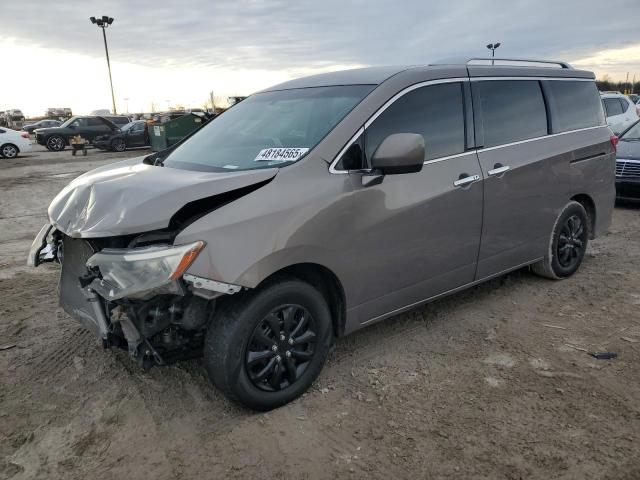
(430, 57, 573, 69)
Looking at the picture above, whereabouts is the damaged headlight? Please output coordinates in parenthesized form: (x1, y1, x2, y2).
(86, 241, 204, 300)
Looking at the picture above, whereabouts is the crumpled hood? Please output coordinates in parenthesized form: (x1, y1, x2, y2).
(48, 156, 277, 238)
(617, 140, 640, 161)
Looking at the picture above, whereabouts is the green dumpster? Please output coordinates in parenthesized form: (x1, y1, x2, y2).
(149, 113, 205, 151)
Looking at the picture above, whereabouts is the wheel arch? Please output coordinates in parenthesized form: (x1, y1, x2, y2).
(257, 263, 347, 338)
(570, 193, 596, 239)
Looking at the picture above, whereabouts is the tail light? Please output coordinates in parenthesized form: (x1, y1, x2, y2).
(21, 132, 29, 139)
(610, 135, 618, 153)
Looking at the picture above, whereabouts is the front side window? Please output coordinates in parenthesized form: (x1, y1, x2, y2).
(603, 98, 624, 117)
(544, 80, 605, 133)
(87, 118, 104, 127)
(163, 85, 375, 172)
(475, 80, 548, 148)
(365, 82, 466, 163)
(71, 118, 87, 128)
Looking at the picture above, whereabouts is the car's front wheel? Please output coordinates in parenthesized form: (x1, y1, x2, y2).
(204, 278, 333, 411)
(0, 143, 18, 159)
(111, 138, 126, 152)
(532, 201, 589, 279)
(46, 135, 65, 151)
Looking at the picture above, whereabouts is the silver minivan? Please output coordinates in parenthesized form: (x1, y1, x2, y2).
(29, 58, 616, 410)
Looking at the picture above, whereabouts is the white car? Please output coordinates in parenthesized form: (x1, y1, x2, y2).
(0, 127, 32, 159)
(601, 92, 639, 134)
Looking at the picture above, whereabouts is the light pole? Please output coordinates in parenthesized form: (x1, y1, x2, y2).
(486, 42, 501, 65)
(90, 15, 117, 115)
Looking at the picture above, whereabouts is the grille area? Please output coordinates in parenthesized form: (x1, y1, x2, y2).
(616, 160, 640, 179)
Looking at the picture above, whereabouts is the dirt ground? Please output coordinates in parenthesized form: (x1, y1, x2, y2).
(1, 143, 639, 480)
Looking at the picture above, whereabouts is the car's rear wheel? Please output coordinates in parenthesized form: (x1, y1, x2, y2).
(46, 135, 65, 151)
(204, 278, 333, 411)
(532, 201, 589, 279)
(111, 138, 126, 152)
(0, 143, 18, 159)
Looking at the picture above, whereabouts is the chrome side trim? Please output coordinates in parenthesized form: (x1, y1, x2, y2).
(470, 76, 593, 82)
(329, 77, 604, 174)
(477, 125, 606, 153)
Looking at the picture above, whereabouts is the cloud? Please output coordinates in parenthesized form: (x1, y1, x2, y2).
(1, 0, 638, 75)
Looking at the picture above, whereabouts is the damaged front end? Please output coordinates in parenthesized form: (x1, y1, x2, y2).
(28, 227, 241, 369)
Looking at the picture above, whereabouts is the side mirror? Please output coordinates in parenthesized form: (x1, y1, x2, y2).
(371, 133, 425, 175)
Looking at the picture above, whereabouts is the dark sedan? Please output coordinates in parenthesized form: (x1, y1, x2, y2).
(23, 119, 62, 134)
(616, 120, 640, 201)
(94, 120, 150, 151)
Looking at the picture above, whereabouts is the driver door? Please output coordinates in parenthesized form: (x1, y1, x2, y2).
(343, 81, 484, 324)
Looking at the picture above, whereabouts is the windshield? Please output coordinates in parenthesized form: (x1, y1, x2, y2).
(162, 85, 374, 172)
(621, 121, 640, 140)
(60, 116, 79, 128)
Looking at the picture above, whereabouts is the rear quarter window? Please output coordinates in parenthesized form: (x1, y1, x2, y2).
(603, 98, 624, 117)
(544, 80, 605, 133)
(474, 80, 548, 148)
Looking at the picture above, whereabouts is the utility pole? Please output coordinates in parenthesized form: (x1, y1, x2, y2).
(90, 16, 117, 114)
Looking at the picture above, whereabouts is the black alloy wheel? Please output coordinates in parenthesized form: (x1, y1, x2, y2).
(112, 138, 126, 152)
(47, 135, 65, 151)
(557, 214, 586, 269)
(245, 304, 317, 392)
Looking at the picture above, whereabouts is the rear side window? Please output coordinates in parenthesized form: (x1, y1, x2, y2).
(544, 81, 605, 133)
(474, 80, 547, 148)
(619, 98, 630, 113)
(365, 82, 465, 162)
(603, 98, 624, 117)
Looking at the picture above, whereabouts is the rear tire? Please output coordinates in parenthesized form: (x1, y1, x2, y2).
(532, 201, 589, 279)
(204, 278, 333, 411)
(0, 143, 18, 159)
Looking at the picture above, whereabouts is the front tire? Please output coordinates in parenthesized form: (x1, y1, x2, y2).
(532, 201, 589, 279)
(111, 138, 126, 152)
(46, 135, 65, 151)
(204, 278, 333, 411)
(0, 143, 19, 159)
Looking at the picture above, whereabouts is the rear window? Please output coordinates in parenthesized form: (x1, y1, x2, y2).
(474, 80, 548, 148)
(603, 98, 624, 117)
(545, 81, 605, 133)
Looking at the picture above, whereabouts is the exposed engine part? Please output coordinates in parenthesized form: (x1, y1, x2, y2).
(178, 296, 210, 330)
(111, 306, 142, 356)
(82, 288, 111, 344)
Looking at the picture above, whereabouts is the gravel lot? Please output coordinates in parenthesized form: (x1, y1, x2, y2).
(1, 143, 639, 479)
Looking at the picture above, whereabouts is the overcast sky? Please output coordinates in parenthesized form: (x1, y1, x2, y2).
(1, 0, 639, 116)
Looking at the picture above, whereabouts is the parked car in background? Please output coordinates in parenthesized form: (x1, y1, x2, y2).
(45, 108, 73, 121)
(0, 128, 32, 158)
(4, 109, 26, 129)
(628, 94, 639, 104)
(615, 119, 640, 201)
(601, 92, 639, 134)
(636, 99, 640, 116)
(94, 120, 150, 151)
(23, 119, 62, 134)
(29, 58, 615, 410)
(91, 109, 112, 115)
(35, 116, 119, 151)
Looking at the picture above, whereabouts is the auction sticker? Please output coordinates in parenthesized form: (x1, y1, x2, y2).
(254, 147, 309, 162)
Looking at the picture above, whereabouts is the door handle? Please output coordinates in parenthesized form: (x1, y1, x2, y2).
(453, 174, 480, 187)
(488, 164, 510, 176)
